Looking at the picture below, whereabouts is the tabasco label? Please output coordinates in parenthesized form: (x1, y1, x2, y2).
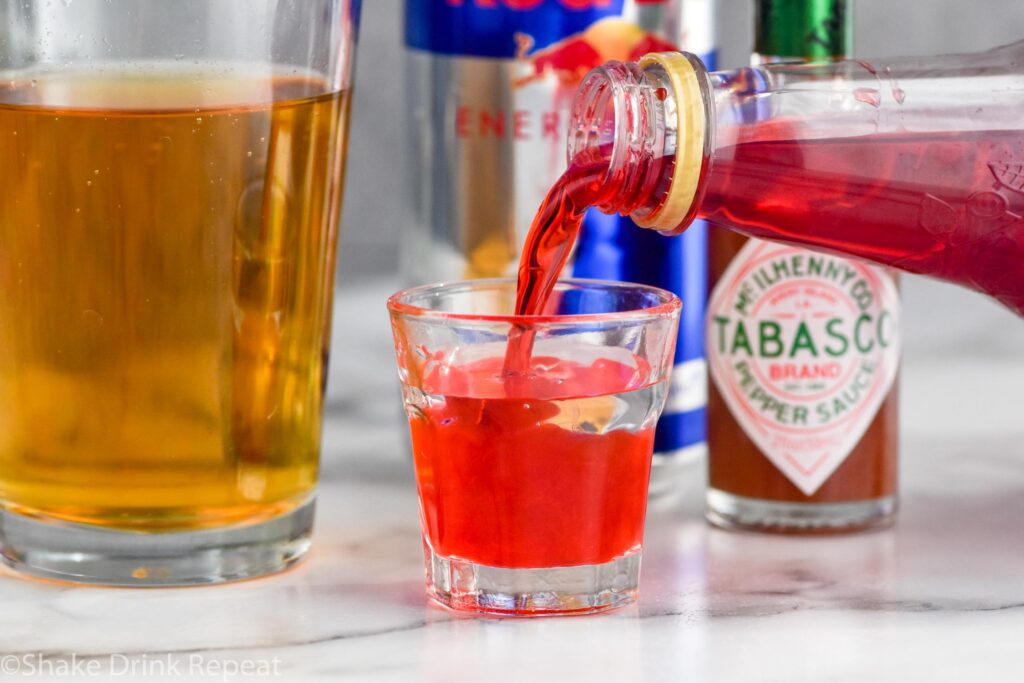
(707, 240, 901, 496)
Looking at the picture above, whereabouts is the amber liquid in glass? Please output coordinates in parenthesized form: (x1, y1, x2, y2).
(0, 68, 349, 531)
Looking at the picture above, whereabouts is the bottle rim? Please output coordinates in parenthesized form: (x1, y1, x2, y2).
(387, 278, 681, 326)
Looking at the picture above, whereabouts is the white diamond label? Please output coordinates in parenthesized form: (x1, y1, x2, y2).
(707, 240, 901, 495)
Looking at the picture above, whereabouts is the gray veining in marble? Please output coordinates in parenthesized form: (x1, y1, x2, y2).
(1, 278, 1022, 682)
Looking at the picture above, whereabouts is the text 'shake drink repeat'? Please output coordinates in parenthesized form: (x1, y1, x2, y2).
(404, 0, 716, 487)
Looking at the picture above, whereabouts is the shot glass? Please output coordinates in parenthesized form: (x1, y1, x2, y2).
(388, 279, 681, 616)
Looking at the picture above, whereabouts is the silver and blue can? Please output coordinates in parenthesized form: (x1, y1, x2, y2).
(573, 4, 715, 492)
(404, 0, 716, 492)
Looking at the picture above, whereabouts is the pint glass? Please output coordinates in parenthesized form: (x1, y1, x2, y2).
(0, 0, 360, 585)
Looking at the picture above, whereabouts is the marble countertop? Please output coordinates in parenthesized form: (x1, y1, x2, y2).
(2, 277, 1023, 682)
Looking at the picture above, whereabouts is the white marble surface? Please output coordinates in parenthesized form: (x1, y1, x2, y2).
(2, 277, 1023, 682)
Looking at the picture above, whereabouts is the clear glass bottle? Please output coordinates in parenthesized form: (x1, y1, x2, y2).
(567, 41, 1024, 316)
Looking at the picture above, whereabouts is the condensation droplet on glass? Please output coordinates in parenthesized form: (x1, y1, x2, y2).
(892, 88, 907, 105)
(853, 87, 881, 108)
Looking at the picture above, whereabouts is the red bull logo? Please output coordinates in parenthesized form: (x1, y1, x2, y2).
(515, 17, 678, 87)
(452, 16, 679, 142)
(409, 0, 680, 141)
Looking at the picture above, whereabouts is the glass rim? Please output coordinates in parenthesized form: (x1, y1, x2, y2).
(387, 278, 682, 325)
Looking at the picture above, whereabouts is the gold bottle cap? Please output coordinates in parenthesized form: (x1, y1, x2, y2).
(634, 52, 706, 231)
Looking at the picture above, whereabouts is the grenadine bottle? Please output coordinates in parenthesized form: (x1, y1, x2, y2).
(566, 40, 1024, 317)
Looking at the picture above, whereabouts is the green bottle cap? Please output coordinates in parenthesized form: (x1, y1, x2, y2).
(755, 0, 852, 61)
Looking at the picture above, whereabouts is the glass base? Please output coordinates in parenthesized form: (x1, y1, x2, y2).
(648, 442, 706, 500)
(0, 498, 314, 586)
(706, 489, 896, 534)
(423, 541, 641, 616)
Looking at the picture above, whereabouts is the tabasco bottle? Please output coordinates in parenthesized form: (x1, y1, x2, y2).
(704, 0, 900, 532)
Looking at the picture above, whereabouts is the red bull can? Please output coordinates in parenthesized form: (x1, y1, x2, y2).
(404, 0, 716, 492)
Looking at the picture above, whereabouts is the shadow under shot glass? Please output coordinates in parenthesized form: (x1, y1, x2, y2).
(0, 0, 360, 585)
(388, 280, 681, 616)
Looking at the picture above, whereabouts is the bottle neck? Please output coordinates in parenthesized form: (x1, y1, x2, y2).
(567, 52, 713, 230)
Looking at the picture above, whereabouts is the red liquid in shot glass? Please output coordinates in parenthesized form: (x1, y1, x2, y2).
(409, 355, 657, 569)
(406, 146, 665, 571)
